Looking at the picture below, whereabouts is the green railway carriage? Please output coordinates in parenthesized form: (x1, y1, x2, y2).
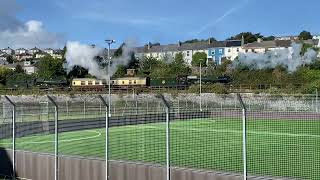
(149, 76, 188, 88)
(150, 78, 178, 87)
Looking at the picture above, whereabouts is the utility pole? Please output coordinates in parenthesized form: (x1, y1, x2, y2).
(105, 39, 116, 117)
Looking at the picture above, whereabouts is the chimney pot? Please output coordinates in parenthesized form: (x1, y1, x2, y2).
(257, 38, 263, 43)
(147, 42, 151, 50)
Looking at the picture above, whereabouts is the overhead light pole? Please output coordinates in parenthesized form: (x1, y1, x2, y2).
(199, 60, 203, 112)
(105, 39, 116, 117)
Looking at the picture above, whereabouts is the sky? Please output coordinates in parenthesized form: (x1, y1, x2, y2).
(0, 0, 319, 48)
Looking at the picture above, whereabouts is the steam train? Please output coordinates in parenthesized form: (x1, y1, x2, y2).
(71, 75, 231, 91)
(5, 75, 231, 91)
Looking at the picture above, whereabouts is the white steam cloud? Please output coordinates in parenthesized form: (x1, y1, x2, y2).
(0, 0, 64, 48)
(65, 41, 136, 80)
(234, 43, 318, 72)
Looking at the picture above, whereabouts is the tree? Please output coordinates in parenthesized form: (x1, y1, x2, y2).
(299, 31, 312, 40)
(113, 43, 139, 70)
(184, 39, 201, 43)
(138, 56, 161, 76)
(0, 67, 13, 84)
(229, 32, 263, 44)
(67, 65, 88, 79)
(170, 52, 191, 76)
(113, 65, 127, 78)
(6, 55, 14, 64)
(192, 52, 207, 67)
(183, 37, 217, 44)
(15, 64, 25, 74)
(263, 36, 275, 41)
(38, 55, 66, 79)
(300, 43, 314, 55)
(62, 45, 67, 59)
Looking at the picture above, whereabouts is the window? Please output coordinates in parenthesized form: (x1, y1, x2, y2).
(245, 49, 248, 53)
(251, 49, 255, 53)
(228, 48, 231, 52)
(211, 51, 215, 55)
(219, 49, 223, 54)
(122, 81, 125, 84)
(81, 81, 85, 86)
(237, 48, 239, 52)
(112, 81, 115, 84)
(95, 81, 99, 85)
(73, 82, 76, 85)
(129, 80, 132, 84)
(88, 81, 92, 85)
(187, 51, 190, 57)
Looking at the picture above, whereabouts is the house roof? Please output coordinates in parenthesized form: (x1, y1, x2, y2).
(15, 53, 32, 56)
(0, 53, 9, 57)
(134, 41, 233, 53)
(225, 40, 242, 47)
(30, 47, 40, 51)
(2, 47, 13, 51)
(243, 40, 295, 49)
(16, 48, 27, 51)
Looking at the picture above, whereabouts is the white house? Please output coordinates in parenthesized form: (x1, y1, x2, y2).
(2, 47, 14, 55)
(0, 53, 9, 62)
(29, 47, 41, 55)
(3, 61, 38, 74)
(15, 48, 27, 55)
(52, 54, 63, 59)
(275, 35, 299, 41)
(23, 65, 38, 75)
(35, 52, 47, 59)
(43, 48, 54, 55)
(224, 40, 243, 60)
(135, 40, 229, 65)
(241, 39, 292, 54)
(14, 53, 33, 61)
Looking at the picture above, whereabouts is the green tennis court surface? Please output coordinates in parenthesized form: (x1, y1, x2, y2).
(1, 118, 319, 179)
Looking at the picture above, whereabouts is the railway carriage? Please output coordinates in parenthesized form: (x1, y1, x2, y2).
(71, 78, 106, 91)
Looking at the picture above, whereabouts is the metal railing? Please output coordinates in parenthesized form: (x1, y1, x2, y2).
(0, 93, 319, 180)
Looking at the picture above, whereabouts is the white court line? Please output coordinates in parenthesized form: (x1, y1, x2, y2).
(0, 130, 101, 145)
(142, 125, 320, 138)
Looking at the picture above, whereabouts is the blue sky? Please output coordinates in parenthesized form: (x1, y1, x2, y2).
(12, 0, 320, 47)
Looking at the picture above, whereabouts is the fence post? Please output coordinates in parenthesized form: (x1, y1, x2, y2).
(66, 100, 69, 118)
(98, 95, 109, 180)
(316, 89, 318, 113)
(47, 95, 59, 180)
(158, 94, 171, 180)
(83, 100, 86, 119)
(237, 93, 247, 180)
(4, 96, 16, 180)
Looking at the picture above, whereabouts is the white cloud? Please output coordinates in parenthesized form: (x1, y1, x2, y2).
(0, 0, 64, 49)
(0, 20, 64, 49)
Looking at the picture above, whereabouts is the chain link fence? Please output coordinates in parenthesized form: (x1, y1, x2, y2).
(0, 93, 319, 180)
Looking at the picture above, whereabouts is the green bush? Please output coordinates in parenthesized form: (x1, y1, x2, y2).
(188, 83, 228, 94)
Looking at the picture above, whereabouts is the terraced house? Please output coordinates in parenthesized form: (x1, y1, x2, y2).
(135, 40, 242, 65)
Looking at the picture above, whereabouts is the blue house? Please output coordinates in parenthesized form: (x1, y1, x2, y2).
(208, 48, 225, 65)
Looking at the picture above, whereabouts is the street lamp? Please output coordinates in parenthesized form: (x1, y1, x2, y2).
(105, 39, 116, 117)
